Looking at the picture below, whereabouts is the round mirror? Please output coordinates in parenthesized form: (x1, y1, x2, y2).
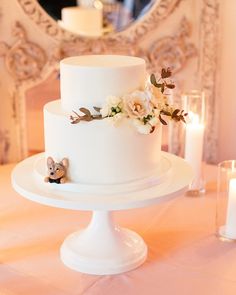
(38, 0, 154, 37)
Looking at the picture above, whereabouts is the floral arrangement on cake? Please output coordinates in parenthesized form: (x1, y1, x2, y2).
(70, 68, 187, 134)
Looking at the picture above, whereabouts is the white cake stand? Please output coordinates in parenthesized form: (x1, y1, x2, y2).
(12, 152, 192, 275)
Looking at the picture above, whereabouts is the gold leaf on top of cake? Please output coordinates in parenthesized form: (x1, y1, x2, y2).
(70, 68, 187, 134)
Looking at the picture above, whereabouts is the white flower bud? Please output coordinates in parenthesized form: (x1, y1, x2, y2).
(149, 116, 158, 126)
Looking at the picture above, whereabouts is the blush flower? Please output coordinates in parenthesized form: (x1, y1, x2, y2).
(123, 91, 151, 119)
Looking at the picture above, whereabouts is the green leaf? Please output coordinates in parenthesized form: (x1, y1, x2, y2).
(150, 74, 158, 87)
(161, 68, 172, 79)
(161, 110, 171, 116)
(93, 106, 101, 113)
(166, 83, 175, 89)
(82, 115, 93, 122)
(181, 116, 186, 123)
(161, 84, 165, 93)
(79, 108, 91, 116)
(71, 117, 80, 124)
(172, 109, 180, 118)
(93, 115, 103, 120)
(157, 83, 163, 88)
(159, 114, 167, 125)
(150, 126, 155, 133)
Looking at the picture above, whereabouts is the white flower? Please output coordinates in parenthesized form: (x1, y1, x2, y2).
(132, 119, 152, 134)
(149, 116, 159, 127)
(100, 95, 122, 118)
(106, 113, 124, 126)
(123, 90, 152, 119)
(100, 105, 110, 117)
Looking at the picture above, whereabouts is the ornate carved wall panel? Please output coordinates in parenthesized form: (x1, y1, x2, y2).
(17, 0, 183, 41)
(0, 22, 46, 81)
(147, 17, 197, 74)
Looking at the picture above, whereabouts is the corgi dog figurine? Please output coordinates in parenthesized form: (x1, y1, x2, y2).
(44, 157, 69, 184)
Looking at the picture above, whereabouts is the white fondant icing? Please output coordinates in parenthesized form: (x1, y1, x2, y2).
(44, 100, 162, 185)
(60, 55, 146, 113)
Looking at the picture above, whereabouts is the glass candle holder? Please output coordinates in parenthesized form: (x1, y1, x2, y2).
(217, 160, 236, 241)
(182, 90, 205, 196)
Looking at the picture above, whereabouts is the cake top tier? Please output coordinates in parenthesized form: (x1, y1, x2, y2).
(61, 55, 145, 68)
(60, 55, 146, 112)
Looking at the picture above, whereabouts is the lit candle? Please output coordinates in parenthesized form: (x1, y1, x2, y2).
(184, 112, 204, 189)
(225, 178, 236, 238)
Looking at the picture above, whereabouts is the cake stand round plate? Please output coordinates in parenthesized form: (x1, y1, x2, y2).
(12, 152, 193, 275)
(12, 152, 192, 211)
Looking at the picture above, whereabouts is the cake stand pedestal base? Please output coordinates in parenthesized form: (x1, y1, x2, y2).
(60, 210, 147, 275)
(12, 152, 193, 275)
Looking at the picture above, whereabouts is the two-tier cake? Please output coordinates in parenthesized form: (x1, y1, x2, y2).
(35, 55, 181, 194)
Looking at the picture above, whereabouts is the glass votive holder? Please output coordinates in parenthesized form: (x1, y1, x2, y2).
(182, 90, 205, 196)
(217, 160, 236, 241)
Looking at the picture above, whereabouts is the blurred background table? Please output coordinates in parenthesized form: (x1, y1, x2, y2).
(1, 163, 236, 295)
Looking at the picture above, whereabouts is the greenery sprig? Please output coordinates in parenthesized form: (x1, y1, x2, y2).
(159, 106, 188, 125)
(70, 107, 102, 124)
(150, 68, 188, 125)
(150, 68, 175, 94)
(69, 68, 188, 134)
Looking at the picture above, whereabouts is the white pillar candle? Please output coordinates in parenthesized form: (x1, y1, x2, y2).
(184, 113, 204, 188)
(225, 178, 236, 238)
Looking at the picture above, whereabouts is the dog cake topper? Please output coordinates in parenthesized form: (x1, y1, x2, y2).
(44, 157, 69, 184)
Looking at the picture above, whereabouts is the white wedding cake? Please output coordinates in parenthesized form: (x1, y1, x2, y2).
(35, 55, 180, 194)
(59, 7, 103, 37)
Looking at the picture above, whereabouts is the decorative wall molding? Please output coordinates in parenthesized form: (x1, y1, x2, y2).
(17, 0, 64, 39)
(0, 21, 48, 159)
(0, 21, 46, 82)
(200, 0, 220, 163)
(17, 0, 183, 43)
(3, 0, 191, 80)
(148, 17, 197, 74)
(0, 17, 197, 82)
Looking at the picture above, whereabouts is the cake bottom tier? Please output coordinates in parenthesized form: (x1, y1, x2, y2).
(44, 100, 163, 186)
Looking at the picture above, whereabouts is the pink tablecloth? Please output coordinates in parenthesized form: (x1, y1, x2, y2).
(0, 163, 236, 295)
